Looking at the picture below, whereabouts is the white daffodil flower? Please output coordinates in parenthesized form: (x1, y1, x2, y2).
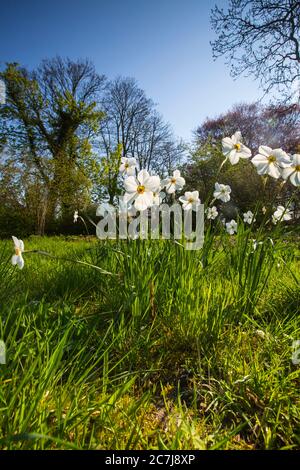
(243, 210, 256, 224)
(251, 146, 290, 179)
(282, 154, 300, 187)
(124, 169, 160, 211)
(162, 170, 185, 194)
(222, 131, 251, 165)
(179, 191, 200, 211)
(272, 205, 292, 224)
(213, 183, 231, 203)
(226, 219, 237, 235)
(11, 236, 25, 269)
(119, 157, 137, 176)
(74, 210, 79, 223)
(206, 206, 218, 220)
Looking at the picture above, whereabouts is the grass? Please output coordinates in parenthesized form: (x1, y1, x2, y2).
(0, 231, 299, 450)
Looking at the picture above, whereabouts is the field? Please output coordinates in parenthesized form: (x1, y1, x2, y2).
(0, 231, 300, 450)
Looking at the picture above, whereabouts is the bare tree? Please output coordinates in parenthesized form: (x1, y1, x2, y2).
(98, 77, 184, 178)
(211, 0, 300, 102)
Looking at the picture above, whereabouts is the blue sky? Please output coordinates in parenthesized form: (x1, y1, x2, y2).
(1, 0, 262, 140)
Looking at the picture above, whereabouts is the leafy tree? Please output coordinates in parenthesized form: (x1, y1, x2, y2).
(0, 58, 105, 233)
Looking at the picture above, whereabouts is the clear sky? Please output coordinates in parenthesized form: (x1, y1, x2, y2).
(0, 0, 262, 141)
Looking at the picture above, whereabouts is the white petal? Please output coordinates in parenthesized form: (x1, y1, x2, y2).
(124, 176, 138, 193)
(222, 137, 234, 154)
(229, 150, 239, 165)
(252, 154, 268, 165)
(173, 170, 181, 178)
(258, 146, 272, 157)
(255, 163, 270, 175)
(292, 154, 300, 166)
(137, 169, 150, 185)
(166, 183, 176, 194)
(126, 166, 136, 176)
(282, 167, 294, 180)
(123, 192, 136, 205)
(191, 190, 199, 200)
(268, 163, 281, 179)
(232, 131, 242, 143)
(19, 239, 24, 251)
(11, 254, 18, 265)
(161, 177, 170, 188)
(145, 175, 160, 192)
(134, 192, 153, 211)
(239, 145, 251, 158)
(128, 158, 137, 167)
(175, 177, 185, 188)
(17, 255, 24, 269)
(182, 201, 192, 211)
(290, 171, 300, 187)
(12, 236, 19, 248)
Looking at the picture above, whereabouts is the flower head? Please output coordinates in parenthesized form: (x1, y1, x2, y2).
(213, 183, 231, 203)
(272, 205, 292, 224)
(251, 146, 290, 179)
(179, 191, 200, 211)
(226, 219, 237, 235)
(243, 210, 256, 224)
(119, 157, 137, 176)
(162, 170, 185, 194)
(222, 131, 251, 165)
(282, 154, 300, 187)
(124, 169, 160, 211)
(206, 206, 218, 220)
(74, 210, 79, 223)
(11, 236, 24, 269)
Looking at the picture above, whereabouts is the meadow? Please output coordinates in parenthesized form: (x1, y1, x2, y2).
(0, 227, 299, 450)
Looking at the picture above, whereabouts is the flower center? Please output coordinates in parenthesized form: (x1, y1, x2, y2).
(171, 178, 176, 184)
(137, 185, 145, 194)
(125, 163, 129, 168)
(15, 248, 21, 256)
(295, 165, 300, 171)
(188, 197, 194, 203)
(234, 143, 241, 151)
(268, 155, 276, 163)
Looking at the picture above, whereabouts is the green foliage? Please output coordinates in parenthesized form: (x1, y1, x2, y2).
(0, 233, 299, 449)
(0, 59, 105, 235)
(98, 143, 123, 203)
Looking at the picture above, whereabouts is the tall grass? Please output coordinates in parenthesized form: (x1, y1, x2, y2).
(0, 231, 299, 449)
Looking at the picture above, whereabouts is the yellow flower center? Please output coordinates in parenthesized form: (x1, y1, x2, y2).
(125, 163, 129, 168)
(137, 185, 145, 194)
(295, 165, 300, 171)
(15, 248, 21, 256)
(188, 197, 194, 203)
(234, 143, 241, 151)
(268, 155, 276, 163)
(171, 178, 176, 184)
